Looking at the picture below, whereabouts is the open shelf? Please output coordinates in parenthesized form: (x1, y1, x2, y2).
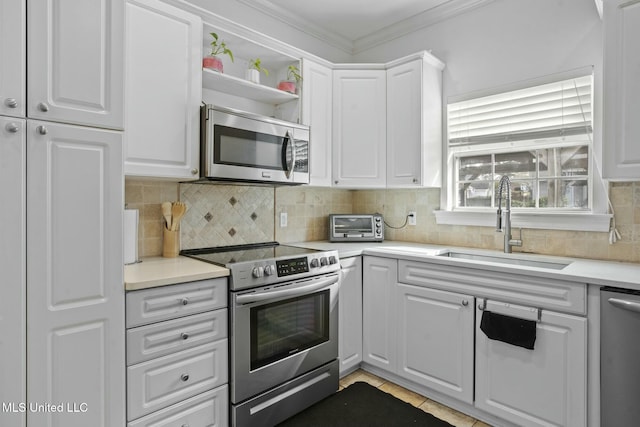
(202, 68, 299, 104)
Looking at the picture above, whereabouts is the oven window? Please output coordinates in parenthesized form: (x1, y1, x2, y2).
(334, 217, 372, 233)
(250, 290, 330, 370)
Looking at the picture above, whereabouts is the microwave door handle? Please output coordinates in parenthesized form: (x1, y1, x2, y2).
(281, 131, 295, 178)
(235, 275, 339, 304)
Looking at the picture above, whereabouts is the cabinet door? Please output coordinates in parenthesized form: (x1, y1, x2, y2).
(603, 0, 640, 179)
(387, 60, 422, 187)
(386, 57, 442, 188)
(124, 0, 202, 179)
(362, 256, 397, 371)
(0, 0, 26, 118)
(27, 121, 125, 427)
(475, 301, 587, 427)
(0, 117, 26, 427)
(27, 0, 124, 129)
(332, 70, 386, 188)
(302, 59, 333, 187)
(396, 284, 474, 403)
(338, 256, 363, 375)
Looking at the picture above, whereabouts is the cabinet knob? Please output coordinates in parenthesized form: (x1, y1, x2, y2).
(181, 297, 189, 306)
(461, 300, 469, 307)
(37, 102, 49, 112)
(4, 98, 18, 108)
(37, 125, 48, 135)
(191, 168, 199, 175)
(334, 180, 339, 185)
(180, 332, 189, 340)
(5, 123, 19, 133)
(180, 374, 189, 382)
(412, 178, 419, 184)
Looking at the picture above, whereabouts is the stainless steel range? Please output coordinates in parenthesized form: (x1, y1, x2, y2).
(182, 242, 341, 427)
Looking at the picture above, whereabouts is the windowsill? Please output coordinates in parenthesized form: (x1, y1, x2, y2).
(434, 210, 612, 232)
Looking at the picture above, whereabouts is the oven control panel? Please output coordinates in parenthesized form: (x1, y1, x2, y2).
(238, 251, 340, 290)
(276, 257, 309, 277)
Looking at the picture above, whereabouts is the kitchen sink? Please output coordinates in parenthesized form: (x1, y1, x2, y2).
(437, 251, 571, 270)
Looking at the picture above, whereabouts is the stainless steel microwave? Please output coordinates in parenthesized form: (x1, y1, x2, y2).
(201, 105, 310, 184)
(329, 214, 384, 242)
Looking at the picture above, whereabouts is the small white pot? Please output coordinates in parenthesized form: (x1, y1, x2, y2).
(246, 69, 260, 84)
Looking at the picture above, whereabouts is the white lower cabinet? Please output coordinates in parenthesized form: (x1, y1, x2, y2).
(362, 256, 397, 371)
(475, 300, 587, 427)
(126, 278, 228, 426)
(396, 284, 474, 404)
(27, 121, 125, 427)
(363, 255, 588, 427)
(338, 256, 363, 375)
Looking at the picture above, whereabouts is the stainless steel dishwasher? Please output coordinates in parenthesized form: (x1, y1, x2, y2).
(601, 286, 640, 427)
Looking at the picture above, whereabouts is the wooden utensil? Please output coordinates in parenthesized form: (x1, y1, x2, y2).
(161, 202, 172, 230)
(170, 202, 187, 231)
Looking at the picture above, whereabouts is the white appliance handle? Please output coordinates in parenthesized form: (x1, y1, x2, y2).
(236, 275, 339, 304)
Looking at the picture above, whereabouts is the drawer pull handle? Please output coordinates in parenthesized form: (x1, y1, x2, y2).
(461, 300, 469, 307)
(181, 297, 189, 305)
(180, 374, 189, 382)
(181, 332, 189, 340)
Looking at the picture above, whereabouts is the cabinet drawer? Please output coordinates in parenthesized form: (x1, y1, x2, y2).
(127, 385, 228, 427)
(127, 340, 228, 421)
(126, 278, 227, 327)
(127, 309, 228, 365)
(398, 260, 587, 315)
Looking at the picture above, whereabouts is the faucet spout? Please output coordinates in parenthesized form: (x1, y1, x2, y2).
(496, 175, 522, 253)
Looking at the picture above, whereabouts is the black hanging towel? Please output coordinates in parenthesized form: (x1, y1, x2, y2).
(480, 310, 537, 350)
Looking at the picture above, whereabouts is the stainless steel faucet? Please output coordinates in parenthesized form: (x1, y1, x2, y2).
(496, 175, 523, 253)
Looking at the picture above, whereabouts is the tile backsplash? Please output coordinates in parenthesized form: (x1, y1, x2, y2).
(125, 178, 640, 263)
(179, 183, 274, 249)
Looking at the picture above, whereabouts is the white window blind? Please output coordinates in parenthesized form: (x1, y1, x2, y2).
(448, 75, 592, 145)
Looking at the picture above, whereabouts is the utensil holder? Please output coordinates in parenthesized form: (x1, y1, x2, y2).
(163, 228, 180, 258)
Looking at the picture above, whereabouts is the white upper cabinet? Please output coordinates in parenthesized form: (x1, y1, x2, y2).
(0, 0, 26, 118)
(332, 69, 387, 188)
(27, 0, 124, 129)
(27, 120, 125, 427)
(331, 52, 443, 189)
(603, 0, 640, 179)
(124, 0, 202, 179)
(386, 55, 444, 188)
(302, 58, 333, 187)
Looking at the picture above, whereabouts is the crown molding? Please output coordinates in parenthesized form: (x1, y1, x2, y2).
(236, 0, 355, 55)
(238, 0, 496, 56)
(353, 0, 496, 54)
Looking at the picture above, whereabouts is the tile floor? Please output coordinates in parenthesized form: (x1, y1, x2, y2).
(339, 369, 492, 427)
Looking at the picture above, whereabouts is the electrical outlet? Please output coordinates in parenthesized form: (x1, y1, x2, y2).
(280, 212, 288, 227)
(408, 211, 417, 226)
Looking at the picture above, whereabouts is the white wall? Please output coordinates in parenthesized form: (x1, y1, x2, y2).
(353, 0, 602, 100)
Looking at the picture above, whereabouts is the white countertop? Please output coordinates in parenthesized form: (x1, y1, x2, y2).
(124, 256, 229, 291)
(289, 240, 640, 291)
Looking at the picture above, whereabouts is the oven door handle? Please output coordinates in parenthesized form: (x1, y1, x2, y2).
(236, 275, 339, 304)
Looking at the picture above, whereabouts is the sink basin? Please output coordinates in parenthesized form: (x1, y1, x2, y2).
(437, 251, 571, 270)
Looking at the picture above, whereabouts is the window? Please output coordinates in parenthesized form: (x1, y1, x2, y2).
(448, 73, 592, 212)
(436, 70, 612, 232)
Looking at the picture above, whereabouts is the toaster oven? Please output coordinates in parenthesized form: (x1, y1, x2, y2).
(329, 214, 384, 242)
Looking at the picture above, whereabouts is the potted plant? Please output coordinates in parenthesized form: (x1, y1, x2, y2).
(246, 58, 268, 84)
(277, 65, 302, 94)
(203, 32, 233, 73)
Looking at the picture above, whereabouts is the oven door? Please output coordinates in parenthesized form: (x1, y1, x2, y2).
(230, 272, 339, 404)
